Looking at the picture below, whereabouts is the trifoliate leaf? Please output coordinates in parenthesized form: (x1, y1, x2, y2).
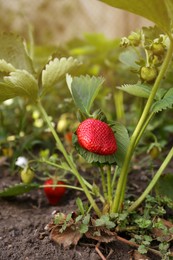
(41, 57, 80, 96)
(0, 59, 16, 73)
(0, 70, 38, 103)
(151, 87, 173, 113)
(0, 33, 35, 74)
(67, 74, 104, 115)
(117, 84, 166, 100)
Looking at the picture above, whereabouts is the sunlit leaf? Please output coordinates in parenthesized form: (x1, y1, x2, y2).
(117, 84, 166, 100)
(99, 0, 171, 35)
(67, 74, 104, 115)
(0, 70, 38, 103)
(151, 88, 173, 113)
(41, 57, 80, 96)
(0, 33, 34, 74)
(0, 59, 16, 73)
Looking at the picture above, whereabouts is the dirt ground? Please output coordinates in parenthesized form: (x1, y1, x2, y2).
(0, 162, 166, 260)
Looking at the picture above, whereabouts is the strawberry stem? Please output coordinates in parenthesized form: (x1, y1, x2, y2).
(107, 165, 112, 205)
(37, 99, 102, 217)
(100, 166, 107, 198)
(111, 36, 173, 213)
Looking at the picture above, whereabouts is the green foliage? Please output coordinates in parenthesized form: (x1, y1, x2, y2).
(152, 87, 173, 113)
(117, 84, 166, 100)
(0, 182, 39, 197)
(0, 70, 38, 102)
(99, 0, 172, 35)
(41, 57, 80, 96)
(67, 74, 104, 115)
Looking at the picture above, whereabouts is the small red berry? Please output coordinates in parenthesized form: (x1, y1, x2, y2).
(44, 179, 66, 205)
(76, 118, 117, 155)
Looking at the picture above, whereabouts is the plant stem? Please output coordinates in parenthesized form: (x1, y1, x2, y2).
(37, 99, 102, 216)
(40, 184, 94, 193)
(111, 37, 173, 213)
(100, 167, 107, 199)
(128, 146, 173, 212)
(114, 90, 125, 123)
(107, 165, 112, 204)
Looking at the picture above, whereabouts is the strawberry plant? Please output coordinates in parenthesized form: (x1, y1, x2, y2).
(0, 0, 173, 257)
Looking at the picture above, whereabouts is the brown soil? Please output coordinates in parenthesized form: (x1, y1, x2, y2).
(0, 161, 166, 260)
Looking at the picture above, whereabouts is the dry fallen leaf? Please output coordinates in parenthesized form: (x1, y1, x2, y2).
(50, 225, 82, 247)
(130, 250, 150, 260)
(86, 226, 117, 243)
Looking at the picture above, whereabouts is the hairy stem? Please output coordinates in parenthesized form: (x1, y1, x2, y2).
(112, 37, 173, 213)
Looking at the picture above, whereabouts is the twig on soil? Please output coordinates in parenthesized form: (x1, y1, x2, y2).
(95, 242, 107, 260)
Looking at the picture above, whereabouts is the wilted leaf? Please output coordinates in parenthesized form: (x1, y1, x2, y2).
(132, 250, 149, 260)
(86, 226, 117, 243)
(49, 225, 82, 247)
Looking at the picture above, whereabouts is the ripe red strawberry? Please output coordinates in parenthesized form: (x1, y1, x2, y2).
(44, 179, 66, 205)
(76, 118, 117, 155)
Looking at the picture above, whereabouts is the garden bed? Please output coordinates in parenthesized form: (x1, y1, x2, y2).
(0, 160, 168, 260)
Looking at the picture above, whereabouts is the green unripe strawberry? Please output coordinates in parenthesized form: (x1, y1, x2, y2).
(151, 43, 165, 56)
(76, 118, 117, 155)
(149, 146, 160, 159)
(20, 167, 35, 184)
(140, 66, 158, 83)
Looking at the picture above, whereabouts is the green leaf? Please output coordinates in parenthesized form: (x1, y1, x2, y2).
(99, 0, 171, 35)
(151, 88, 173, 113)
(117, 84, 166, 100)
(155, 173, 173, 200)
(165, 0, 173, 21)
(76, 197, 85, 215)
(79, 223, 89, 234)
(0, 183, 39, 197)
(0, 70, 39, 103)
(0, 59, 16, 73)
(0, 33, 35, 74)
(41, 57, 80, 96)
(67, 74, 104, 115)
(119, 49, 141, 69)
(111, 121, 130, 167)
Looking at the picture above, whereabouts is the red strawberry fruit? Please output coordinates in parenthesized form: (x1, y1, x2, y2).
(44, 179, 66, 205)
(76, 118, 117, 155)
